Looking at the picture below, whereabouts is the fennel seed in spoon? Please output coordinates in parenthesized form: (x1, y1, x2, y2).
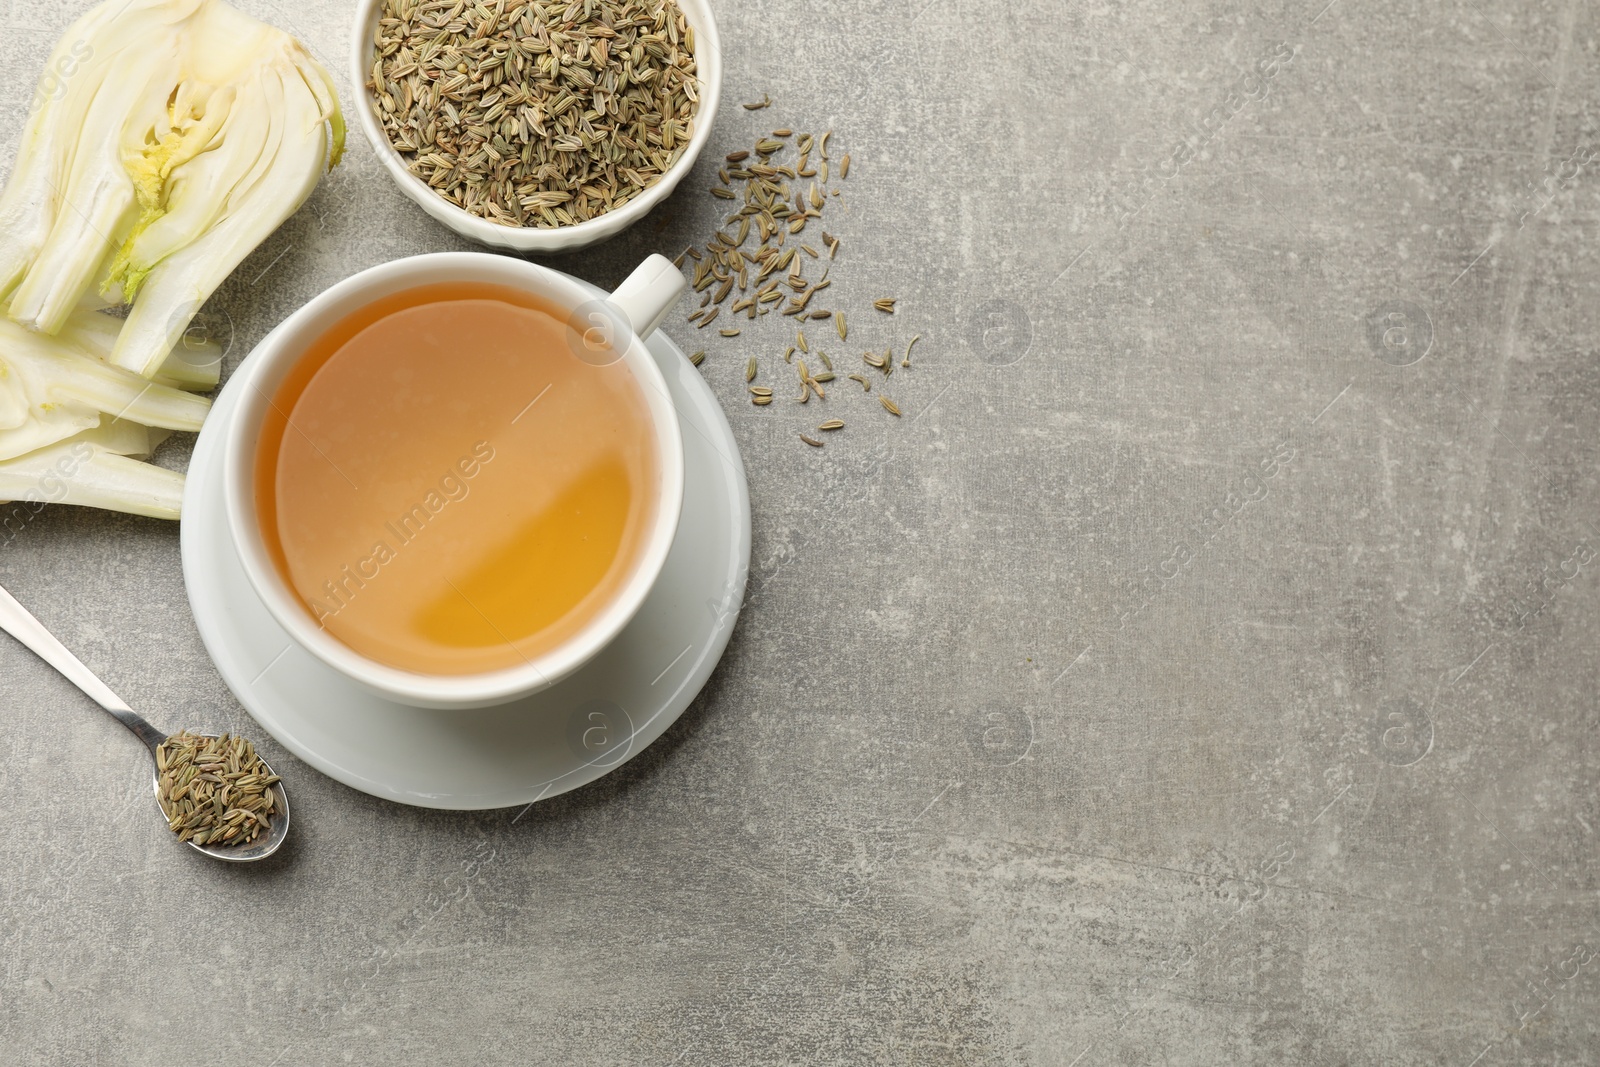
(156, 732, 280, 847)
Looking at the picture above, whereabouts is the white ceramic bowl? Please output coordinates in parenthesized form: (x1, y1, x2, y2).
(349, 0, 722, 254)
(221, 252, 688, 709)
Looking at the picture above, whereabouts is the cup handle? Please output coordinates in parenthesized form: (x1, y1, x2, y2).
(609, 254, 686, 341)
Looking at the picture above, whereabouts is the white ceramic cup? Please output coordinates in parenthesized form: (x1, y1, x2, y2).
(222, 252, 687, 709)
(349, 0, 723, 255)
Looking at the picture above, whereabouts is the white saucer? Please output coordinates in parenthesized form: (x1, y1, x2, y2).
(180, 298, 750, 810)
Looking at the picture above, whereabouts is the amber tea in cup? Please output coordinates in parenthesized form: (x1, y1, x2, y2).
(253, 282, 662, 676)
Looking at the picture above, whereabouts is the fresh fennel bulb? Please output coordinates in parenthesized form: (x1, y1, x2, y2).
(0, 0, 344, 377)
(0, 0, 343, 521)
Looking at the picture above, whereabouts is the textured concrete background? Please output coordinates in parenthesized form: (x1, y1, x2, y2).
(2, 0, 1598, 1063)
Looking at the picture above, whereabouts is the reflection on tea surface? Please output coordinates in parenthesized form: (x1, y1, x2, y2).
(414, 456, 630, 653)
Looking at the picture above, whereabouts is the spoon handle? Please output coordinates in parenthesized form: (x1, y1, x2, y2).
(0, 581, 166, 752)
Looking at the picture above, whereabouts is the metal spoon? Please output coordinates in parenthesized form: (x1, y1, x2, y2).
(0, 581, 289, 862)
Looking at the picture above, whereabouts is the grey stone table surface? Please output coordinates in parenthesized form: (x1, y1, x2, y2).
(2, 0, 1598, 1063)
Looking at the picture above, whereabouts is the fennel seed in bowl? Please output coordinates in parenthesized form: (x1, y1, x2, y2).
(369, 0, 700, 227)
